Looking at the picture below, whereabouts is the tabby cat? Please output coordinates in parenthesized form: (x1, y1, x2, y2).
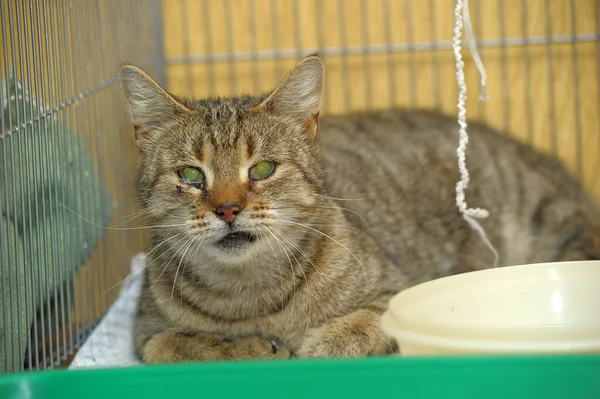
(119, 55, 600, 362)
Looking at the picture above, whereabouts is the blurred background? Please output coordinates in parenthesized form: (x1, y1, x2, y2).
(0, 0, 599, 372)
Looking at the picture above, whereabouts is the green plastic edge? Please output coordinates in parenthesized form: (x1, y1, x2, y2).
(1, 355, 600, 399)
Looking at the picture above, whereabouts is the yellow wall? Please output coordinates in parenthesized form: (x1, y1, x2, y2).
(163, 0, 600, 203)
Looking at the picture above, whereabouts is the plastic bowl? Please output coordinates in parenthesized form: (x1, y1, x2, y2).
(381, 260, 600, 356)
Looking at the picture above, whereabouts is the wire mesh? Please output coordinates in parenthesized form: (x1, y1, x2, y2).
(1, 0, 600, 374)
(0, 0, 158, 372)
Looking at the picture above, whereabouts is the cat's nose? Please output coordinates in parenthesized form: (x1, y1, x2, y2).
(214, 201, 242, 225)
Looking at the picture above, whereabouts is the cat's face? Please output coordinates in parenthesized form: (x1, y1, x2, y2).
(120, 56, 325, 264)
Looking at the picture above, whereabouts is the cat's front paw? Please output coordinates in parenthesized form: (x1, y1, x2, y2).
(143, 332, 291, 363)
(294, 309, 397, 358)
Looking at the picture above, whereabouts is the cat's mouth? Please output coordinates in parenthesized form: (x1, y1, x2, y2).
(214, 231, 257, 250)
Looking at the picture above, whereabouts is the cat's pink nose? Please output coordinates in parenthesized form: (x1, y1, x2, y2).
(214, 201, 242, 225)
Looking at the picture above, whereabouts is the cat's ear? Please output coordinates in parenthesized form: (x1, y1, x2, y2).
(255, 55, 324, 139)
(119, 65, 191, 146)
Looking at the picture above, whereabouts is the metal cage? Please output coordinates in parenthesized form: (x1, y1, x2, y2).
(0, 0, 599, 373)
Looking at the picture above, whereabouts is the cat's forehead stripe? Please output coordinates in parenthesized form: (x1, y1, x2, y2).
(246, 136, 255, 159)
(194, 136, 204, 161)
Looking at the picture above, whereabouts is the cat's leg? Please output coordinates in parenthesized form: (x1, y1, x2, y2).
(133, 275, 291, 363)
(142, 332, 291, 363)
(293, 300, 398, 358)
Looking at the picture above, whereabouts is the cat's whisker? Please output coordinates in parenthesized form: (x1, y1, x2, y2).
(270, 228, 337, 333)
(267, 227, 317, 328)
(151, 235, 194, 289)
(107, 205, 173, 227)
(253, 226, 285, 311)
(270, 205, 370, 230)
(109, 208, 149, 226)
(308, 193, 370, 202)
(53, 196, 188, 231)
(179, 234, 208, 323)
(170, 237, 197, 304)
(311, 205, 370, 230)
(130, 233, 191, 282)
(100, 232, 185, 297)
(262, 224, 298, 321)
(274, 228, 345, 292)
(276, 218, 369, 286)
(259, 216, 368, 233)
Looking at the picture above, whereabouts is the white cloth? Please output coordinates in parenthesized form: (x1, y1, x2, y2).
(69, 253, 146, 369)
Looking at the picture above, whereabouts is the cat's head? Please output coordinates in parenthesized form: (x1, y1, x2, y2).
(119, 56, 325, 264)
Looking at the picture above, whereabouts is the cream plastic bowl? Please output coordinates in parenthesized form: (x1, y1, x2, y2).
(381, 260, 600, 355)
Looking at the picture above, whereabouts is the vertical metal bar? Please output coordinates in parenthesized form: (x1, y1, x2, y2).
(428, 0, 441, 110)
(522, 1, 533, 144)
(30, 0, 56, 368)
(270, 0, 283, 84)
(130, 0, 142, 74)
(0, 1, 16, 371)
(225, 0, 237, 95)
(152, 0, 167, 88)
(15, 0, 43, 370)
(248, 0, 260, 94)
(122, 1, 138, 297)
(405, 0, 417, 107)
(202, 0, 216, 95)
(110, 0, 130, 308)
(66, 0, 86, 341)
(0, 179, 9, 370)
(92, 0, 106, 325)
(93, 0, 109, 326)
(80, 0, 102, 328)
(475, 0, 485, 119)
(6, 1, 30, 371)
(337, 0, 350, 111)
(383, 0, 397, 107)
(96, 0, 114, 321)
(72, 0, 97, 338)
(106, 0, 119, 307)
(596, 0, 600, 166)
(117, 0, 133, 302)
(316, 0, 330, 111)
(498, 0, 510, 133)
(292, 0, 305, 96)
(360, 0, 372, 110)
(0, 14, 7, 372)
(53, 0, 78, 355)
(24, 0, 51, 369)
(545, 0, 557, 155)
(181, 0, 194, 96)
(293, 0, 303, 59)
(62, 0, 83, 349)
(44, 0, 69, 363)
(570, 0, 583, 189)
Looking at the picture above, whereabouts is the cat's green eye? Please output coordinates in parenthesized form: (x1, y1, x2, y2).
(249, 161, 276, 181)
(179, 167, 204, 184)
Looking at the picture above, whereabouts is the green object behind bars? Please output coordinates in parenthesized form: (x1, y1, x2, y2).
(0, 355, 600, 399)
(0, 78, 114, 372)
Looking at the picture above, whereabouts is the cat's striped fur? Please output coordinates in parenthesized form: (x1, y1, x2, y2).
(119, 56, 600, 362)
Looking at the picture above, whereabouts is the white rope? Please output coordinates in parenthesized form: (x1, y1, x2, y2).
(453, 0, 499, 266)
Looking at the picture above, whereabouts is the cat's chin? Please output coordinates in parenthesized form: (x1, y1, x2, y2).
(215, 231, 257, 248)
(205, 231, 262, 264)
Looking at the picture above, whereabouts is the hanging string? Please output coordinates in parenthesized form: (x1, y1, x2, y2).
(453, 0, 499, 266)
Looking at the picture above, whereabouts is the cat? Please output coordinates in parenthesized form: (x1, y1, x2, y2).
(118, 55, 600, 363)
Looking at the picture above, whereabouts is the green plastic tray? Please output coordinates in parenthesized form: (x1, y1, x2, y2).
(1, 355, 599, 399)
